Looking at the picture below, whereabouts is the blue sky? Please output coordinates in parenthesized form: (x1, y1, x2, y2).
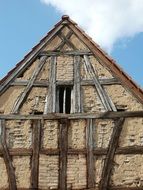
(0, 0, 143, 87)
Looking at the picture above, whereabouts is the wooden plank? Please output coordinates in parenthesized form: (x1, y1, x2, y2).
(86, 119, 95, 188)
(0, 119, 17, 190)
(0, 111, 143, 120)
(44, 56, 56, 113)
(58, 32, 77, 50)
(0, 25, 64, 96)
(84, 55, 116, 111)
(110, 187, 143, 190)
(59, 119, 68, 190)
(56, 31, 73, 50)
(12, 56, 48, 114)
(1, 146, 143, 157)
(81, 78, 120, 86)
(39, 50, 93, 56)
(10, 78, 120, 87)
(74, 55, 81, 112)
(31, 119, 41, 189)
(99, 118, 125, 190)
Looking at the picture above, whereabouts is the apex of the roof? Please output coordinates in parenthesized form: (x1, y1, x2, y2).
(62, 15, 69, 20)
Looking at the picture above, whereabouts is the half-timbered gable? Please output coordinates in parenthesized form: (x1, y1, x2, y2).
(0, 15, 143, 190)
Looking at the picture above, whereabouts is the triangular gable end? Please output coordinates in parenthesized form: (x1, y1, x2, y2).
(0, 15, 143, 115)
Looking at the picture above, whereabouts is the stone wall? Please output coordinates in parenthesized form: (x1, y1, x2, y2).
(111, 155, 143, 187)
(39, 155, 59, 189)
(67, 155, 87, 189)
(20, 87, 47, 114)
(105, 84, 143, 111)
(13, 156, 31, 188)
(82, 86, 105, 112)
(0, 157, 8, 189)
(57, 55, 73, 81)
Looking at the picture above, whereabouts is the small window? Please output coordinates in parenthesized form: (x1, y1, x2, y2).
(56, 86, 72, 114)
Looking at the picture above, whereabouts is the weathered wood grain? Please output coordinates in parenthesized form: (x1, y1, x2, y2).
(74, 55, 81, 113)
(58, 32, 77, 50)
(10, 78, 120, 87)
(1, 146, 143, 157)
(11, 56, 48, 114)
(99, 118, 125, 190)
(44, 56, 57, 114)
(39, 50, 93, 56)
(0, 111, 143, 120)
(56, 31, 73, 50)
(0, 119, 17, 190)
(59, 119, 68, 190)
(31, 119, 41, 189)
(86, 119, 95, 188)
(84, 55, 116, 111)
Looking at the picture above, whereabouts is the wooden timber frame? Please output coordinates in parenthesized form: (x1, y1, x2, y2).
(0, 111, 143, 190)
(0, 16, 143, 190)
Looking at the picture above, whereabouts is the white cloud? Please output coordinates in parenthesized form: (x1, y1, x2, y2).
(41, 0, 143, 52)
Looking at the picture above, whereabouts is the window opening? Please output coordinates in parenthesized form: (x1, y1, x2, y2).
(57, 86, 72, 114)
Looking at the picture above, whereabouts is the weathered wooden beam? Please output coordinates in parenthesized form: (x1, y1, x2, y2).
(11, 78, 120, 87)
(0, 148, 32, 156)
(74, 55, 82, 113)
(110, 187, 143, 190)
(0, 187, 142, 190)
(31, 120, 41, 189)
(59, 119, 68, 190)
(0, 111, 143, 120)
(11, 56, 48, 114)
(86, 119, 95, 188)
(84, 55, 116, 111)
(56, 31, 73, 50)
(0, 24, 64, 96)
(81, 78, 121, 85)
(0, 120, 17, 190)
(99, 118, 125, 190)
(44, 56, 56, 113)
(116, 146, 143, 154)
(10, 78, 120, 87)
(39, 50, 93, 56)
(1, 146, 143, 157)
(58, 32, 77, 50)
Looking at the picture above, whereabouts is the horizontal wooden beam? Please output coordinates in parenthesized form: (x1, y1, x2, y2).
(11, 78, 120, 87)
(1, 146, 143, 156)
(110, 187, 143, 190)
(0, 111, 143, 120)
(39, 50, 93, 56)
(0, 188, 141, 190)
(81, 78, 121, 85)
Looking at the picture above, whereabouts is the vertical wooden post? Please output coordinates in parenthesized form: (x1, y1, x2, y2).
(0, 120, 17, 190)
(86, 119, 95, 189)
(74, 55, 81, 113)
(31, 119, 41, 189)
(99, 118, 125, 190)
(44, 56, 57, 114)
(59, 119, 68, 190)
